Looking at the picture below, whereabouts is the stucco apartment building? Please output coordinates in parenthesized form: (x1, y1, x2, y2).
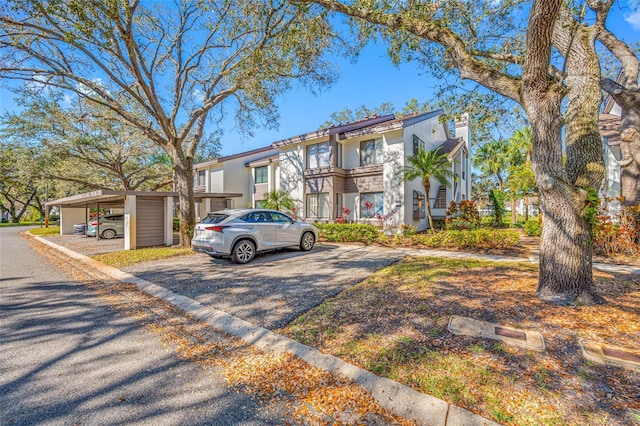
(193, 109, 471, 231)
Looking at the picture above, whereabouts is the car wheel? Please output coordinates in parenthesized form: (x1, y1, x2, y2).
(299, 231, 315, 251)
(101, 229, 117, 239)
(232, 239, 255, 264)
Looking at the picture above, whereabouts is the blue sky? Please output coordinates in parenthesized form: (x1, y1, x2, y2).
(1, 2, 638, 157)
(218, 42, 437, 156)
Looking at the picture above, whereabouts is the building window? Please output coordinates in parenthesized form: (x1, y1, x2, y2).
(307, 142, 330, 169)
(360, 192, 383, 219)
(413, 190, 426, 220)
(413, 134, 425, 155)
(360, 139, 383, 166)
(197, 170, 206, 186)
(306, 193, 329, 218)
(336, 142, 343, 168)
(335, 193, 343, 217)
(255, 166, 268, 184)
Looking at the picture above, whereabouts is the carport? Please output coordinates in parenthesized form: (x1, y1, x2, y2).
(47, 190, 241, 250)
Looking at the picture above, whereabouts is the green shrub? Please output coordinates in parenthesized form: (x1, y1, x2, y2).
(409, 229, 520, 250)
(445, 200, 481, 230)
(400, 223, 417, 236)
(316, 223, 382, 244)
(489, 189, 506, 226)
(524, 220, 541, 237)
(173, 218, 179, 231)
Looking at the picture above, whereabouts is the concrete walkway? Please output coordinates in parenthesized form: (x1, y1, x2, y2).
(397, 246, 640, 275)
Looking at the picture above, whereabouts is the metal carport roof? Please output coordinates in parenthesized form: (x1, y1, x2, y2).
(46, 190, 243, 208)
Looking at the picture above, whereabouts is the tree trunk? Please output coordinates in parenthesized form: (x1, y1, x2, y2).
(526, 94, 602, 305)
(560, 21, 605, 191)
(511, 199, 517, 224)
(173, 156, 196, 247)
(423, 180, 434, 231)
(520, 0, 602, 305)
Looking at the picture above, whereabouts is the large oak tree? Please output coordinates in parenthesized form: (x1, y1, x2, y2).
(0, 0, 336, 244)
(302, 0, 634, 304)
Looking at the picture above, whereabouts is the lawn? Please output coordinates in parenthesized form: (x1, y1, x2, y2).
(92, 246, 194, 268)
(279, 257, 640, 425)
(28, 225, 61, 236)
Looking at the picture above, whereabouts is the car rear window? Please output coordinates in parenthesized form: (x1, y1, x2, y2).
(202, 214, 229, 224)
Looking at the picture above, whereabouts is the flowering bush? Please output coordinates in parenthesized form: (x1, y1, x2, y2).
(336, 207, 351, 224)
(376, 208, 399, 234)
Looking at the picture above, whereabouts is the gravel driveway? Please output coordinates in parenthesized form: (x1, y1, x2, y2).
(123, 244, 405, 330)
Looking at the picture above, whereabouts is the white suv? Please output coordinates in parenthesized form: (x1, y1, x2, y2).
(192, 209, 318, 264)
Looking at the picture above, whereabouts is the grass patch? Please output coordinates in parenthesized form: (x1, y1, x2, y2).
(92, 246, 194, 268)
(28, 226, 61, 236)
(279, 257, 640, 425)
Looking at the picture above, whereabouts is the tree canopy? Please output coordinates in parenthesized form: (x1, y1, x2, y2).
(1, 0, 338, 244)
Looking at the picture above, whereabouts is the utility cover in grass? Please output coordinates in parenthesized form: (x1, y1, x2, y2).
(579, 339, 640, 373)
(448, 315, 546, 352)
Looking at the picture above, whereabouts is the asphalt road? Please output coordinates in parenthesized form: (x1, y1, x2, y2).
(123, 243, 405, 330)
(0, 226, 287, 425)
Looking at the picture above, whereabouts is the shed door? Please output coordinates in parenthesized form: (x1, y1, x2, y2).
(208, 198, 227, 212)
(136, 197, 165, 247)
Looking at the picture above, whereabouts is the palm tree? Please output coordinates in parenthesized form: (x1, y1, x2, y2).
(401, 147, 457, 231)
(261, 189, 294, 212)
(473, 139, 510, 191)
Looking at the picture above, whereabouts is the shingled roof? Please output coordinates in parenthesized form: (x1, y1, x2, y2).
(436, 138, 466, 160)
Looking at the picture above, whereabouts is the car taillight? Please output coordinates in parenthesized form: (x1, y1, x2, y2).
(204, 225, 227, 233)
(91, 222, 102, 226)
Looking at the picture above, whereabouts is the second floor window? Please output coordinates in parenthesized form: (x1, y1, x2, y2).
(255, 166, 268, 184)
(307, 142, 330, 169)
(413, 134, 425, 155)
(197, 170, 206, 186)
(360, 139, 382, 166)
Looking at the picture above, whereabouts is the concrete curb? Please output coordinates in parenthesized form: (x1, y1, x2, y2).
(33, 235, 498, 426)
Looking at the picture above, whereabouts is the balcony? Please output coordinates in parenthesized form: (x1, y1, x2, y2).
(303, 166, 345, 179)
(303, 163, 383, 179)
(345, 164, 383, 177)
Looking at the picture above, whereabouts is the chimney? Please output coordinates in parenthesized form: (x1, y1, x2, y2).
(455, 113, 470, 150)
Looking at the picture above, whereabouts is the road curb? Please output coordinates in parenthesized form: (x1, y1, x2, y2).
(32, 235, 498, 426)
